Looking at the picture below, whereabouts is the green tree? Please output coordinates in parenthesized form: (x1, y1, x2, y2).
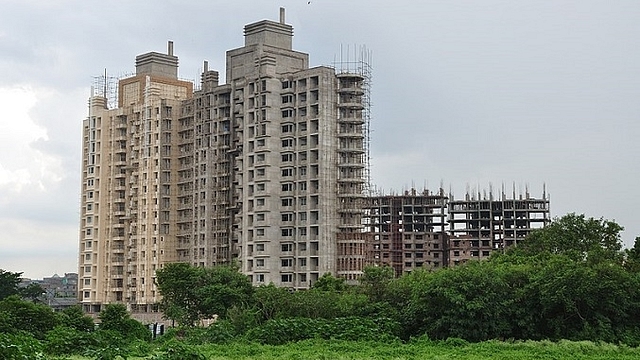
(98, 303, 151, 342)
(312, 273, 347, 292)
(60, 305, 95, 332)
(20, 283, 45, 303)
(359, 266, 395, 303)
(0, 269, 22, 300)
(155, 263, 201, 326)
(514, 213, 624, 263)
(156, 263, 254, 326)
(0, 295, 59, 339)
(624, 236, 640, 272)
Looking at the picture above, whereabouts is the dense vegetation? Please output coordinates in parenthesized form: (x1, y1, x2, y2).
(2, 213, 640, 359)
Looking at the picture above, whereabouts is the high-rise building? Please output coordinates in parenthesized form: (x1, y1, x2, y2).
(79, 9, 371, 314)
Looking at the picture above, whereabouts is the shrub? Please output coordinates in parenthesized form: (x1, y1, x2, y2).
(45, 325, 96, 356)
(0, 331, 44, 360)
(152, 338, 205, 360)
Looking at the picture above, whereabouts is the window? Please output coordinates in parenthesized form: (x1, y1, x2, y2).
(84, 278, 91, 286)
(281, 213, 294, 222)
(299, 197, 307, 206)
(256, 259, 265, 267)
(281, 228, 293, 237)
(453, 250, 460, 257)
(281, 274, 293, 283)
(255, 274, 265, 283)
(86, 203, 93, 211)
(257, 198, 265, 206)
(256, 213, 265, 221)
(282, 109, 294, 118)
(281, 153, 294, 162)
(282, 139, 294, 148)
(256, 229, 265, 236)
(281, 243, 293, 252)
(257, 183, 265, 191)
(84, 291, 90, 298)
(482, 251, 491, 257)
(281, 198, 293, 206)
(281, 258, 293, 267)
(256, 243, 265, 251)
(282, 183, 294, 192)
(298, 122, 307, 131)
(298, 181, 307, 191)
(281, 168, 293, 177)
(281, 124, 294, 133)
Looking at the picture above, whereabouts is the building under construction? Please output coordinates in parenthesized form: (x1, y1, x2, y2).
(447, 187, 550, 266)
(365, 187, 550, 271)
(78, 9, 372, 315)
(365, 189, 448, 276)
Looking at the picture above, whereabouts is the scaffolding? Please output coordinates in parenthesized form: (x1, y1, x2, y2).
(333, 45, 373, 196)
(92, 70, 119, 109)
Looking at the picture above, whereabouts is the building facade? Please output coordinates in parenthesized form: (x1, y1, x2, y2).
(79, 10, 370, 312)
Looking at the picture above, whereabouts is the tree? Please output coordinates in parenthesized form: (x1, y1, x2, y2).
(60, 305, 95, 332)
(98, 303, 150, 341)
(514, 213, 624, 263)
(359, 266, 395, 303)
(156, 263, 254, 326)
(624, 236, 640, 272)
(311, 273, 347, 292)
(0, 295, 59, 339)
(155, 262, 200, 326)
(20, 283, 45, 303)
(0, 269, 22, 300)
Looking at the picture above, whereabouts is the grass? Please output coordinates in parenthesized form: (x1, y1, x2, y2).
(52, 338, 640, 359)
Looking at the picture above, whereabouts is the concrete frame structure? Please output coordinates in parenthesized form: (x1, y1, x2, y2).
(365, 187, 550, 271)
(365, 189, 448, 276)
(79, 9, 370, 313)
(447, 188, 550, 265)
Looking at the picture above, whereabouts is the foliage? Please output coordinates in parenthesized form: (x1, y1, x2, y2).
(624, 236, 640, 272)
(156, 263, 254, 326)
(245, 317, 399, 345)
(311, 273, 348, 292)
(0, 295, 59, 339)
(0, 269, 22, 301)
(152, 339, 205, 360)
(20, 283, 45, 303)
(98, 304, 151, 342)
(0, 331, 44, 360)
(513, 213, 624, 263)
(44, 325, 96, 356)
(60, 304, 95, 332)
(359, 266, 395, 303)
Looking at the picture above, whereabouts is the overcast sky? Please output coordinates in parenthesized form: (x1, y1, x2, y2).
(1, 0, 639, 278)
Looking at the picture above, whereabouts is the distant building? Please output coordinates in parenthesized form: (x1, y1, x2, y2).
(20, 273, 79, 311)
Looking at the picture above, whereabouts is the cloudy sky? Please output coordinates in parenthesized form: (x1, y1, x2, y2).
(1, 0, 639, 278)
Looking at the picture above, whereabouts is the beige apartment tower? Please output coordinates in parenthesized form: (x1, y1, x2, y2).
(79, 10, 371, 313)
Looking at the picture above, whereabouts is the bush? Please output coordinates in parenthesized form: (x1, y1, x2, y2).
(45, 325, 96, 356)
(152, 338, 205, 360)
(245, 317, 400, 345)
(0, 331, 44, 360)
